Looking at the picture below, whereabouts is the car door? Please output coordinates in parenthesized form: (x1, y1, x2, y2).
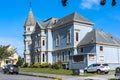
(87, 64, 94, 72)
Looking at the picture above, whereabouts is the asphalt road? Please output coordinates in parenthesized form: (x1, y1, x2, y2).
(0, 72, 54, 80)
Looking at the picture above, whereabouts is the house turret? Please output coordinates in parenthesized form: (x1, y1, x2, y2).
(24, 8, 36, 64)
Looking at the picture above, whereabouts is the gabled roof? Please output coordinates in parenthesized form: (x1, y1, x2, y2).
(54, 12, 93, 27)
(24, 9, 36, 26)
(78, 29, 120, 46)
(39, 18, 58, 28)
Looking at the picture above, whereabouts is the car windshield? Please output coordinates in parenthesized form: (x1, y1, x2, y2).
(102, 64, 108, 66)
(11, 65, 18, 67)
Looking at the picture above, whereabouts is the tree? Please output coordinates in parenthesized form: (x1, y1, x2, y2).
(0, 45, 16, 60)
(16, 56, 23, 66)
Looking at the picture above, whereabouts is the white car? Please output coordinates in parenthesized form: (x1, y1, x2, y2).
(84, 63, 110, 74)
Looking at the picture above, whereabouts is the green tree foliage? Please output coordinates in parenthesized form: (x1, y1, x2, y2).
(0, 45, 16, 60)
(16, 56, 23, 66)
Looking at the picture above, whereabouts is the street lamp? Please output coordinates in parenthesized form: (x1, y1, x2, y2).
(112, 0, 117, 6)
(61, 0, 117, 7)
(61, 0, 68, 7)
(100, 0, 117, 6)
(100, 0, 106, 6)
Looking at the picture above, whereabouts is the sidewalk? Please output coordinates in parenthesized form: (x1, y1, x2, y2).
(19, 72, 115, 80)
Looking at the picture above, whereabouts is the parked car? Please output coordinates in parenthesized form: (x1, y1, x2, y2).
(2, 64, 19, 74)
(115, 67, 120, 79)
(84, 63, 110, 74)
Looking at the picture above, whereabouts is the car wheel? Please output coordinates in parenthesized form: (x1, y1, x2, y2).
(6, 71, 10, 74)
(105, 72, 109, 74)
(97, 69, 101, 74)
(84, 70, 87, 73)
(16, 72, 19, 74)
(3, 71, 6, 74)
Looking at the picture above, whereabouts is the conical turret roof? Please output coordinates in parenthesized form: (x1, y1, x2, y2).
(24, 9, 36, 26)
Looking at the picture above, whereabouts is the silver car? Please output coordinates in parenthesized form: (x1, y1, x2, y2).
(84, 63, 110, 74)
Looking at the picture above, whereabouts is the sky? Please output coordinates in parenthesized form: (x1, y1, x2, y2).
(0, 0, 120, 57)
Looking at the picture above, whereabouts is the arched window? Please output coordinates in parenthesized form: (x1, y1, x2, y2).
(56, 34, 60, 46)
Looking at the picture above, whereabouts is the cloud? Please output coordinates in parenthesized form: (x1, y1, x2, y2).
(80, 0, 100, 9)
(0, 37, 24, 57)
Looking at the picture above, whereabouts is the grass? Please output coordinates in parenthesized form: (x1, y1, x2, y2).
(20, 68, 72, 75)
(20, 68, 115, 77)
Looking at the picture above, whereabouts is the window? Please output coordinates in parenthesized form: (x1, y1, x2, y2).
(56, 34, 60, 46)
(81, 48, 83, 53)
(43, 54, 45, 62)
(35, 40, 38, 48)
(99, 56, 104, 61)
(43, 40, 45, 46)
(68, 51, 71, 60)
(76, 32, 79, 41)
(62, 52, 64, 61)
(56, 53, 59, 62)
(100, 46, 103, 51)
(38, 54, 39, 62)
(89, 54, 95, 61)
(73, 55, 84, 62)
(67, 30, 71, 43)
(27, 28, 30, 31)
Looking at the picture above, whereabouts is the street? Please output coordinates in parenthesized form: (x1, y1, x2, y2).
(0, 72, 53, 80)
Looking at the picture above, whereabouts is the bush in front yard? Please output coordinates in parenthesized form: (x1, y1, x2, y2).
(23, 63, 29, 68)
(32, 63, 40, 68)
(40, 62, 49, 68)
(51, 61, 62, 69)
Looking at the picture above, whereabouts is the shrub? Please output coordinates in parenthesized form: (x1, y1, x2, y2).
(51, 61, 62, 69)
(32, 63, 40, 68)
(23, 63, 29, 68)
(16, 56, 23, 67)
(40, 62, 49, 68)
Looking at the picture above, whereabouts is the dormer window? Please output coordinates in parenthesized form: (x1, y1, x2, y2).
(54, 19, 58, 24)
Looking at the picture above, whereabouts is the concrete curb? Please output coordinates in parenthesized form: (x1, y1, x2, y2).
(19, 72, 62, 80)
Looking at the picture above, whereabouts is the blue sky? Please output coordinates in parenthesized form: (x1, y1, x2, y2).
(0, 0, 120, 57)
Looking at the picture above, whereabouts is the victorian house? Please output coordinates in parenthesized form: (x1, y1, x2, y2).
(24, 9, 120, 70)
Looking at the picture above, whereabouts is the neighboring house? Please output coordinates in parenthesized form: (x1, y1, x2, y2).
(24, 9, 120, 70)
(69, 29, 120, 70)
(0, 46, 18, 67)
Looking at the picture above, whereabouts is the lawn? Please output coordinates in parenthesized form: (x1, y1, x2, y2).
(20, 68, 115, 76)
(20, 68, 72, 75)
